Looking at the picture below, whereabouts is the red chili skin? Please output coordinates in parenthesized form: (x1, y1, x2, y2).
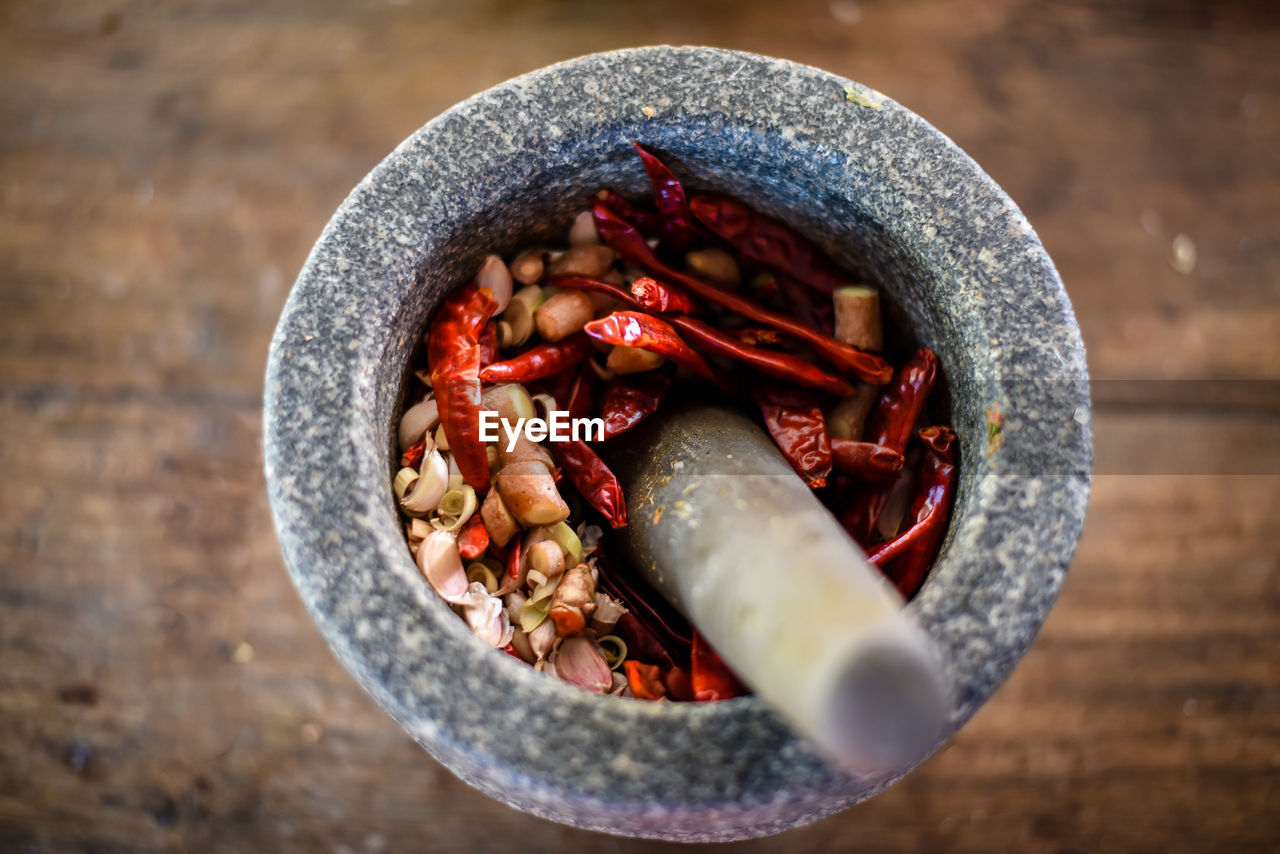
(868, 426, 957, 599)
(841, 348, 939, 542)
(614, 613, 677, 671)
(478, 320, 500, 368)
(634, 143, 697, 250)
(504, 538, 523, 585)
(456, 513, 491, 560)
(550, 274, 644, 310)
(630, 276, 699, 314)
(662, 665, 695, 702)
(478, 332, 592, 384)
(427, 282, 499, 492)
(551, 439, 628, 527)
(583, 311, 719, 385)
(400, 438, 425, 469)
(689, 193, 850, 294)
(597, 558, 693, 662)
(752, 385, 833, 488)
(830, 439, 905, 482)
(732, 326, 785, 346)
(595, 188, 662, 237)
(625, 660, 668, 701)
(690, 631, 749, 702)
(776, 272, 834, 335)
(592, 200, 893, 384)
(673, 315, 855, 396)
(600, 371, 672, 439)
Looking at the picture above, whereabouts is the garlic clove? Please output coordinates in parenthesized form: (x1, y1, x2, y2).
(416, 530, 470, 604)
(550, 636, 613, 693)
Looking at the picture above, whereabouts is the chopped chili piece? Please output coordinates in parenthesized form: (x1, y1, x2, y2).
(427, 282, 499, 492)
(689, 193, 852, 294)
(690, 631, 748, 701)
(592, 200, 892, 384)
(625, 660, 668, 701)
(478, 320, 500, 367)
(600, 371, 672, 439)
(457, 514, 490, 560)
(400, 438, 426, 469)
(634, 143, 697, 250)
(595, 188, 662, 237)
(551, 438, 628, 528)
(752, 384, 834, 488)
(478, 332, 591, 384)
(830, 439, 905, 482)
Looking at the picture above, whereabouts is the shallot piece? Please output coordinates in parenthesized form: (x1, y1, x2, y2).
(551, 636, 613, 692)
(416, 529, 469, 604)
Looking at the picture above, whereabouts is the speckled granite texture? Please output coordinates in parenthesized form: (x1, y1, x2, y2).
(263, 46, 1092, 841)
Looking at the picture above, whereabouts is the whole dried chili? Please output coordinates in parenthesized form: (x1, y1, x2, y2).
(596, 557, 693, 661)
(634, 143, 697, 251)
(595, 188, 662, 237)
(549, 274, 644, 310)
(630, 276, 699, 314)
(600, 371, 672, 439)
(551, 439, 627, 528)
(456, 513, 491, 560)
(478, 332, 591, 384)
(752, 384, 833, 487)
(841, 348, 939, 542)
(427, 282, 499, 492)
(732, 326, 785, 346)
(478, 320, 500, 368)
(830, 439, 905, 482)
(690, 631, 748, 702)
(672, 315, 855, 396)
(583, 311, 720, 385)
(689, 193, 851, 294)
(868, 426, 957, 599)
(592, 200, 893, 384)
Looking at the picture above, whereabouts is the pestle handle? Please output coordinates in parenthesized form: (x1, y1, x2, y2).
(606, 404, 948, 773)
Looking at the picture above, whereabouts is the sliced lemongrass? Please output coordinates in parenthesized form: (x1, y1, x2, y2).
(430, 513, 460, 532)
(439, 484, 477, 522)
(407, 517, 432, 543)
(466, 561, 499, 593)
(530, 392, 558, 421)
(529, 572, 562, 604)
(502, 285, 544, 347)
(528, 539, 564, 579)
(596, 635, 628, 670)
(496, 319, 516, 348)
(526, 568, 548, 589)
(546, 521, 583, 567)
(398, 397, 440, 451)
(480, 383, 536, 426)
(401, 449, 448, 515)
(477, 254, 514, 313)
(393, 466, 419, 501)
(416, 529, 469, 604)
(519, 598, 552, 633)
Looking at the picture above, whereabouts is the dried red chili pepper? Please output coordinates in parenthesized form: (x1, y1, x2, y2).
(625, 660, 668, 701)
(830, 439, 905, 482)
(630, 276, 699, 314)
(689, 193, 851, 294)
(613, 613, 677, 671)
(674, 315, 854, 396)
(690, 631, 748, 702)
(776, 272, 834, 335)
(732, 326, 785, 346)
(634, 143, 697, 251)
(841, 348, 939, 541)
(752, 384, 833, 487)
(592, 200, 892, 384)
(595, 188, 661, 237)
(600, 371, 672, 439)
(662, 666, 695, 702)
(562, 361, 597, 422)
(501, 643, 524, 661)
(456, 513, 490, 560)
(583, 311, 719, 385)
(868, 426, 957, 599)
(504, 537, 523, 587)
(478, 320, 500, 368)
(549, 274, 644, 310)
(551, 438, 627, 528)
(478, 332, 592, 384)
(400, 438, 426, 469)
(427, 282, 500, 492)
(596, 558, 693, 662)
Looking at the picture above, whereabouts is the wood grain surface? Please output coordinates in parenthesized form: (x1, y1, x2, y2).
(1, 1, 1277, 852)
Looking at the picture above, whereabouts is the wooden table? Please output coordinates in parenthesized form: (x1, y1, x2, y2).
(2, 1, 1276, 851)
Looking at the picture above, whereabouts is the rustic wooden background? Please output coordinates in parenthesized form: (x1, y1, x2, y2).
(2, 1, 1277, 851)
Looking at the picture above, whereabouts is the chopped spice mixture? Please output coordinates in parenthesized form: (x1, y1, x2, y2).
(393, 144, 957, 701)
